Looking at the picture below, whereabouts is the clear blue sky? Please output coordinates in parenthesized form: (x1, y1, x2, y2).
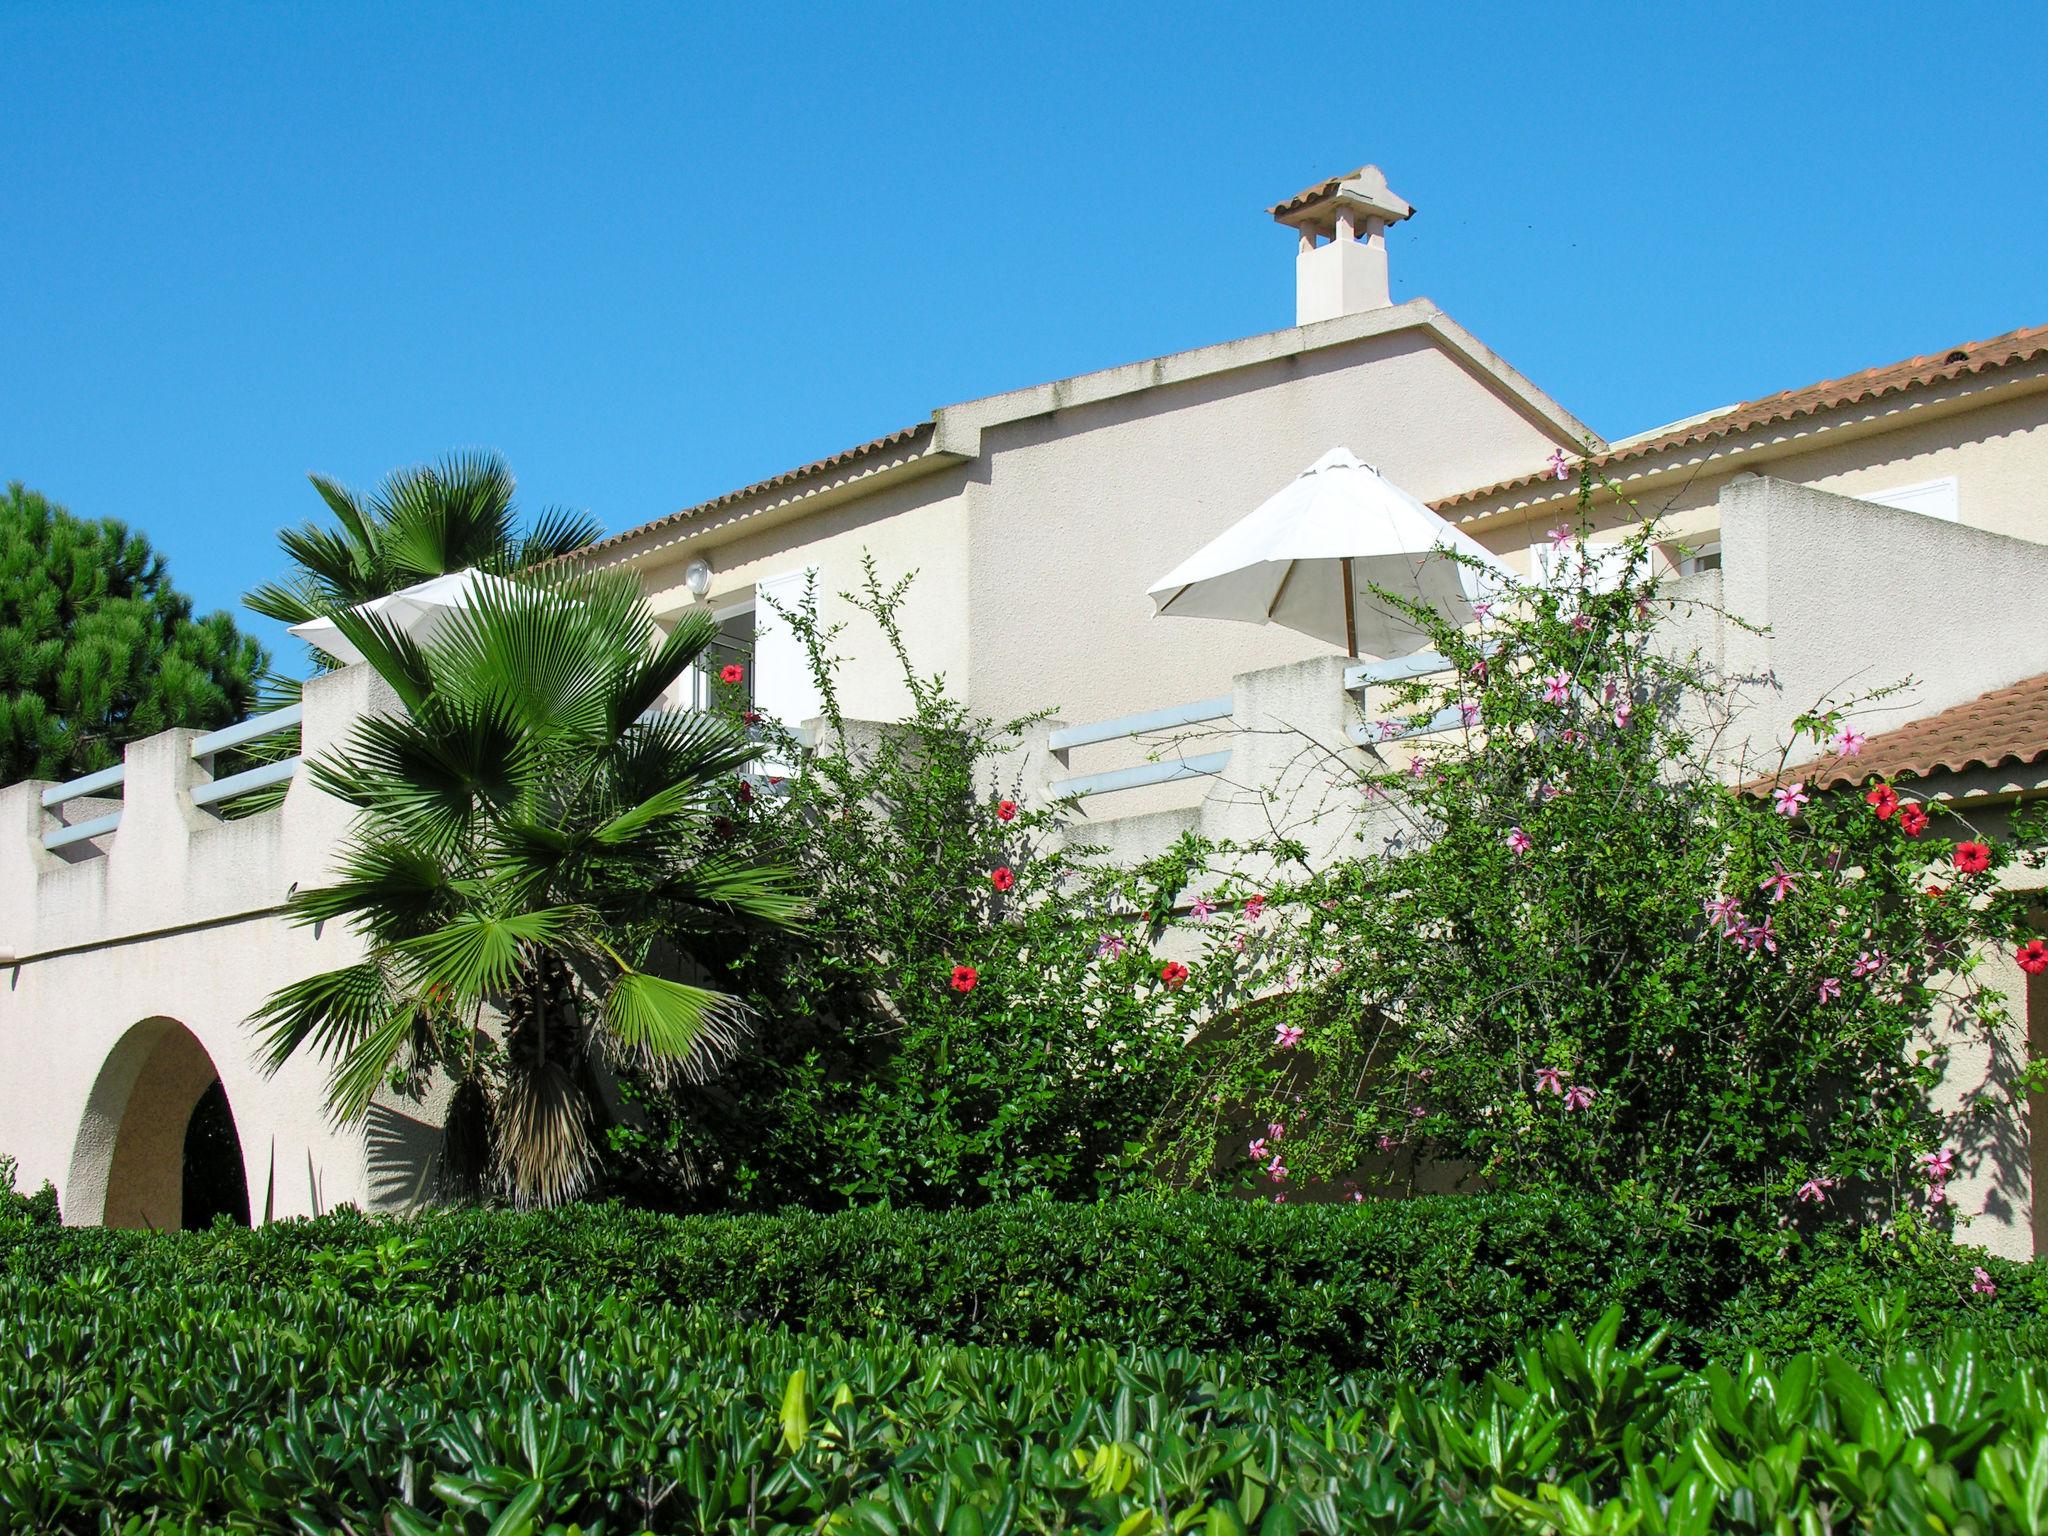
(4, 3, 2043, 665)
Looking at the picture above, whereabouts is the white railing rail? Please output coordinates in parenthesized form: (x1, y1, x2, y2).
(1344, 650, 1464, 747)
(39, 703, 306, 853)
(1048, 694, 1234, 800)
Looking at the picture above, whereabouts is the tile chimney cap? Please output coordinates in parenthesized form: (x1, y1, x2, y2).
(1267, 165, 1414, 230)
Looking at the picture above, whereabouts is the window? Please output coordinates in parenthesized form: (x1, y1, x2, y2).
(688, 603, 756, 712)
(1861, 475, 1959, 522)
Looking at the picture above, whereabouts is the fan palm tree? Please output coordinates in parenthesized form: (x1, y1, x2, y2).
(255, 569, 803, 1206)
(246, 451, 601, 646)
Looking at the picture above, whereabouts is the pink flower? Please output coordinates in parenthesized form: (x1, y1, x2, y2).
(1267, 1120, 1286, 1141)
(1472, 600, 1494, 620)
(1920, 1148, 1956, 1181)
(1773, 782, 1810, 818)
(1376, 1133, 1398, 1152)
(1247, 1138, 1269, 1161)
(1570, 613, 1593, 633)
(1407, 756, 1429, 779)
(1409, 1105, 1426, 1120)
(1459, 701, 1482, 726)
(1851, 950, 1889, 980)
(1547, 523, 1573, 546)
(1505, 826, 1534, 856)
(1541, 671, 1571, 706)
(1559, 727, 1585, 747)
(1612, 699, 1632, 729)
(1189, 897, 1215, 922)
(1274, 1023, 1303, 1049)
(1244, 893, 1267, 922)
(1972, 1266, 1998, 1298)
(1758, 862, 1799, 903)
(1704, 894, 1743, 933)
(1562, 1084, 1596, 1111)
(1534, 1067, 1564, 1095)
(1834, 728, 1867, 757)
(1796, 1176, 1835, 1204)
(1095, 933, 1127, 961)
(1738, 917, 1779, 956)
(1548, 449, 1571, 482)
(1817, 976, 1842, 1003)
(1266, 1158, 1289, 1183)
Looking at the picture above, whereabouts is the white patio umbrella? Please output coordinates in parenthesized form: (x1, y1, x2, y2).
(288, 569, 524, 666)
(1146, 447, 1512, 658)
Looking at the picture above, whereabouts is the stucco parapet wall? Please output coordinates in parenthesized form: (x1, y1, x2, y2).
(0, 664, 400, 963)
(580, 301, 1598, 570)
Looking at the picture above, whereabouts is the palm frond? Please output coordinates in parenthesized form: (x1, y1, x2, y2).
(608, 710, 762, 804)
(309, 705, 533, 849)
(325, 1002, 426, 1124)
(377, 452, 518, 581)
(394, 906, 586, 1003)
(286, 838, 455, 939)
(657, 850, 809, 927)
(323, 605, 437, 713)
(251, 961, 395, 1074)
(606, 609, 718, 736)
(604, 968, 748, 1074)
(426, 578, 616, 740)
(516, 505, 603, 567)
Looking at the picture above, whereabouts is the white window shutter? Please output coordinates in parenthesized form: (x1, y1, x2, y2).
(752, 568, 825, 733)
(1863, 476, 1959, 522)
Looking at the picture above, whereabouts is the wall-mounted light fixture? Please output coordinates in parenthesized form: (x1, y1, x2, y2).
(684, 557, 713, 599)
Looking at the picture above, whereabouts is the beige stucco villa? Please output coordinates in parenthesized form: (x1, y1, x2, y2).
(4, 165, 2046, 1252)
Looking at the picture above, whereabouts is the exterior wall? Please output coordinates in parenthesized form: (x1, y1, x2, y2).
(0, 665, 436, 1224)
(627, 462, 976, 726)
(963, 328, 1566, 744)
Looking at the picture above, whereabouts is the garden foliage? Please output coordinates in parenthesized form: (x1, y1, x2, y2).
(1159, 506, 2041, 1250)
(1, 1196, 2033, 1382)
(4, 1265, 2048, 1533)
(613, 560, 1208, 1209)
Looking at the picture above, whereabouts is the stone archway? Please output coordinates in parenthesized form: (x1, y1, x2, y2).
(67, 1017, 250, 1229)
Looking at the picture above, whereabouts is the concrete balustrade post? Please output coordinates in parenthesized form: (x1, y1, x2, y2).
(0, 782, 60, 947)
(1200, 655, 1363, 872)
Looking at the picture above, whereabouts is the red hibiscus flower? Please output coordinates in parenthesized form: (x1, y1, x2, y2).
(950, 965, 978, 993)
(1866, 784, 1899, 820)
(1925, 883, 1946, 900)
(989, 866, 1015, 892)
(2018, 940, 2048, 976)
(1953, 841, 1992, 875)
(719, 663, 745, 685)
(996, 799, 1018, 822)
(1159, 961, 1190, 990)
(736, 779, 753, 803)
(1898, 803, 1929, 837)
(742, 708, 761, 726)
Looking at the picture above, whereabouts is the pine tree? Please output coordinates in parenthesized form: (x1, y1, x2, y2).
(0, 482, 268, 784)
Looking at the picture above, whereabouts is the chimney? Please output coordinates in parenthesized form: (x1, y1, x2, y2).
(1267, 165, 1414, 325)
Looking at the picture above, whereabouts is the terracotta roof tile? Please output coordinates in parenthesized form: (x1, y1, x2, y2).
(580, 421, 935, 558)
(1266, 167, 1372, 221)
(1438, 321, 2048, 512)
(1768, 672, 2048, 794)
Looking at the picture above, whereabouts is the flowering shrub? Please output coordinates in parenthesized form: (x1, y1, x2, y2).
(1162, 502, 2038, 1250)
(609, 560, 1206, 1208)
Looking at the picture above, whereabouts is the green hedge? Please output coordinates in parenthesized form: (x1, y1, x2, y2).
(5, 1276, 2048, 1533)
(3, 1193, 2038, 1382)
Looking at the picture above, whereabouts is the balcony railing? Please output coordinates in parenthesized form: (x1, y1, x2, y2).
(40, 703, 305, 854)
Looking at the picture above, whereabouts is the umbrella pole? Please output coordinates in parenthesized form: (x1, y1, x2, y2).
(1341, 556, 1358, 658)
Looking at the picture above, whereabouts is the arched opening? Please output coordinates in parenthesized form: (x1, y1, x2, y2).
(68, 1018, 251, 1229)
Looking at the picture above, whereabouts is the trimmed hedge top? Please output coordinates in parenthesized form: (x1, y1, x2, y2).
(4, 1193, 2035, 1382)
